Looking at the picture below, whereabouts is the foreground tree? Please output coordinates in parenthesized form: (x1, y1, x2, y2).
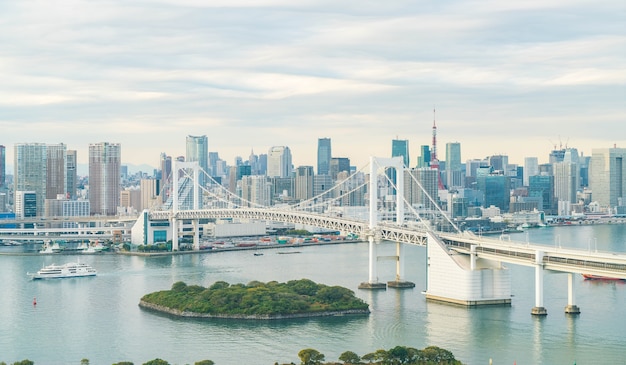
(298, 348, 325, 365)
(142, 359, 169, 365)
(338, 350, 361, 364)
(194, 361, 215, 365)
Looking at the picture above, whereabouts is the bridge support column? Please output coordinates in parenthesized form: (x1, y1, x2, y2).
(359, 235, 386, 290)
(531, 250, 547, 316)
(565, 273, 580, 314)
(193, 219, 200, 251)
(388, 242, 415, 288)
(171, 218, 179, 251)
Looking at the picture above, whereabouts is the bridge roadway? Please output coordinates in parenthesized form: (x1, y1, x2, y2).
(150, 208, 626, 279)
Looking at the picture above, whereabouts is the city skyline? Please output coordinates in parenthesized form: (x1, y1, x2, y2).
(1, 1, 624, 171)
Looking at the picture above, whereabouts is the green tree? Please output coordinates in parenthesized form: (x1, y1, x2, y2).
(81, 358, 89, 365)
(112, 362, 134, 365)
(12, 361, 34, 365)
(194, 361, 215, 365)
(298, 348, 325, 365)
(338, 350, 361, 364)
(142, 359, 170, 365)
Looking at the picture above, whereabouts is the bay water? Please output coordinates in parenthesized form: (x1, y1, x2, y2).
(0, 224, 625, 365)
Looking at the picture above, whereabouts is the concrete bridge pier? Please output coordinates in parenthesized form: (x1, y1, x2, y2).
(359, 233, 386, 290)
(192, 219, 200, 251)
(531, 250, 548, 316)
(424, 232, 511, 306)
(171, 218, 179, 251)
(565, 273, 581, 314)
(388, 242, 416, 288)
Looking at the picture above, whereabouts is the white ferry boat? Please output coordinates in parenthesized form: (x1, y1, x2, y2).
(29, 262, 97, 280)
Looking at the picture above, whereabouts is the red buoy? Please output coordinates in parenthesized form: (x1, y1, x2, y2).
(33, 297, 37, 306)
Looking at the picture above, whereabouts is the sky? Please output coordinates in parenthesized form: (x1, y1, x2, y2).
(1, 0, 625, 174)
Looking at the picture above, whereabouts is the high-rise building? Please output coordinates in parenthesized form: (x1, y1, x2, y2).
(392, 139, 409, 167)
(89, 142, 121, 216)
(553, 161, 578, 204)
(404, 168, 439, 210)
(159, 153, 172, 200)
(14, 143, 47, 216)
(15, 191, 37, 227)
(529, 175, 555, 214)
(186, 135, 209, 185)
(330, 157, 350, 181)
(0, 145, 5, 189)
(66, 150, 77, 200)
(417, 145, 431, 168)
(445, 142, 462, 188)
(241, 175, 272, 207)
(267, 146, 292, 178)
(590, 147, 626, 209)
(317, 138, 332, 176)
(295, 166, 314, 201)
(524, 157, 539, 186)
(140, 178, 161, 210)
(46, 143, 67, 200)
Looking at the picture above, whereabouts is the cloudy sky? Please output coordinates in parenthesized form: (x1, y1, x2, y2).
(1, 0, 624, 173)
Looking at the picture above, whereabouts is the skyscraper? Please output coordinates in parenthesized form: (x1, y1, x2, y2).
(0, 145, 5, 189)
(89, 142, 121, 216)
(524, 157, 539, 186)
(66, 150, 77, 200)
(417, 145, 431, 168)
(317, 138, 332, 176)
(590, 147, 626, 209)
(445, 142, 462, 188)
(391, 138, 409, 167)
(330, 157, 350, 181)
(46, 143, 67, 199)
(295, 166, 314, 201)
(14, 143, 47, 216)
(267, 146, 292, 178)
(186, 135, 209, 185)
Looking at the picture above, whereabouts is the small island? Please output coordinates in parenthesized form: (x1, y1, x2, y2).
(139, 279, 370, 320)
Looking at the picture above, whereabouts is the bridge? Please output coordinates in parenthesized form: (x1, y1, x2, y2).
(128, 157, 626, 316)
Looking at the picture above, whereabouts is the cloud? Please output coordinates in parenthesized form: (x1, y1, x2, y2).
(0, 0, 624, 171)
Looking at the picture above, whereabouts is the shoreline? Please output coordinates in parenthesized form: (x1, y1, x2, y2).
(138, 299, 370, 320)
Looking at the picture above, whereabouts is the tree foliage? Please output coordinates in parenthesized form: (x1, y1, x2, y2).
(140, 279, 369, 317)
(298, 348, 325, 365)
(338, 351, 361, 364)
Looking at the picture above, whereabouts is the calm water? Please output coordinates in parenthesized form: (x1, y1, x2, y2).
(1, 224, 625, 365)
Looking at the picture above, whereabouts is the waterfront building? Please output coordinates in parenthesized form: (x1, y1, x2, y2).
(529, 175, 556, 215)
(317, 138, 331, 176)
(14, 143, 47, 216)
(89, 142, 121, 216)
(267, 146, 292, 178)
(295, 166, 314, 202)
(476, 171, 510, 212)
(553, 161, 578, 204)
(524, 157, 539, 186)
(14, 191, 36, 227)
(66, 150, 77, 200)
(445, 142, 463, 188)
(330, 157, 350, 181)
(590, 147, 626, 210)
(0, 145, 5, 189)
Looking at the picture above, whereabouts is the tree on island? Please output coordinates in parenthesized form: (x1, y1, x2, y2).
(338, 351, 361, 364)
